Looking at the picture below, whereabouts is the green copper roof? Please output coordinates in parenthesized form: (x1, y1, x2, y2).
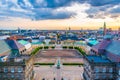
(0, 40, 11, 54)
(88, 40, 99, 46)
(74, 41, 86, 45)
(32, 42, 43, 45)
(18, 40, 29, 45)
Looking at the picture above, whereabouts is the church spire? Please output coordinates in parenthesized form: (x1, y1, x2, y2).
(103, 22, 106, 36)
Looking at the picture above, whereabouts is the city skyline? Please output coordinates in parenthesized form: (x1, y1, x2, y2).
(0, 0, 120, 30)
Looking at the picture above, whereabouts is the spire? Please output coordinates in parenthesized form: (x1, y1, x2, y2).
(104, 22, 106, 28)
(66, 28, 68, 37)
(103, 22, 106, 36)
(69, 27, 71, 31)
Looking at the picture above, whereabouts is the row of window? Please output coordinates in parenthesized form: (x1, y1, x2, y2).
(94, 67, 113, 73)
(0, 74, 21, 78)
(95, 74, 113, 79)
(2, 67, 23, 73)
(20, 49, 26, 54)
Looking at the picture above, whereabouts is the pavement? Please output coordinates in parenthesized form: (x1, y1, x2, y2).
(34, 66, 84, 80)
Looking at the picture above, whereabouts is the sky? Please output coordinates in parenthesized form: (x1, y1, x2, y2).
(0, 0, 120, 30)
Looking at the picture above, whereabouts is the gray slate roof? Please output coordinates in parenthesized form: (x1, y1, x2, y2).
(5, 40, 25, 50)
(106, 40, 120, 56)
(0, 40, 11, 54)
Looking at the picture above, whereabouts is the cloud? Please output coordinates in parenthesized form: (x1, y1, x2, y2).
(88, 0, 120, 6)
(109, 5, 120, 13)
(86, 2, 120, 19)
(31, 8, 75, 20)
(0, 0, 120, 20)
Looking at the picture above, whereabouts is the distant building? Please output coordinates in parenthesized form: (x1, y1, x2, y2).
(69, 27, 71, 32)
(98, 27, 104, 35)
(0, 35, 10, 40)
(18, 27, 21, 34)
(118, 27, 120, 38)
(39, 36, 46, 42)
(7, 35, 24, 40)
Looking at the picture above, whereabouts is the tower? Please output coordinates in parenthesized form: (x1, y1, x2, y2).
(65, 28, 68, 37)
(69, 27, 71, 32)
(103, 22, 106, 36)
(18, 27, 21, 34)
(118, 27, 120, 37)
(118, 27, 120, 33)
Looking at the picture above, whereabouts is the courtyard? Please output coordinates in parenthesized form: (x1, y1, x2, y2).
(34, 49, 84, 80)
(35, 49, 83, 63)
(34, 66, 84, 80)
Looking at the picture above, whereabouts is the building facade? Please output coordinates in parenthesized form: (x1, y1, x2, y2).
(83, 55, 116, 80)
(84, 37, 120, 80)
(0, 55, 34, 80)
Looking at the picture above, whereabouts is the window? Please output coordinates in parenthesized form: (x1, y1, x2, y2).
(95, 74, 99, 79)
(11, 75, 14, 78)
(119, 69, 120, 75)
(11, 68, 14, 73)
(102, 68, 106, 73)
(118, 77, 120, 80)
(88, 66, 91, 70)
(94, 67, 99, 73)
(17, 75, 20, 78)
(4, 75, 6, 78)
(18, 68, 23, 73)
(110, 75, 113, 79)
(103, 75, 106, 79)
(109, 68, 113, 73)
(4, 68, 8, 73)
